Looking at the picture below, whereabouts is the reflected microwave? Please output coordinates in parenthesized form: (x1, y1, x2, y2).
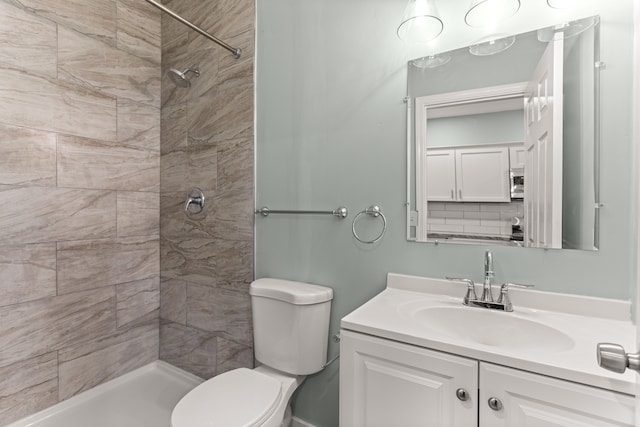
(510, 168, 524, 200)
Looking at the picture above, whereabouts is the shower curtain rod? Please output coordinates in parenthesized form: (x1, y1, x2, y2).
(143, 0, 242, 58)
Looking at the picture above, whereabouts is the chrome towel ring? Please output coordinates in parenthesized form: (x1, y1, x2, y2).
(352, 205, 387, 244)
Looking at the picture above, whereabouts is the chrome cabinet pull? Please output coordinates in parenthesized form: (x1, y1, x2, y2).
(456, 388, 469, 402)
(451, 189, 454, 200)
(488, 397, 503, 411)
(459, 189, 462, 200)
(597, 343, 640, 374)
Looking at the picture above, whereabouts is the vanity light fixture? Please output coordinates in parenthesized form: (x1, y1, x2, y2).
(468, 35, 516, 56)
(464, 0, 521, 28)
(397, 0, 444, 43)
(411, 54, 451, 68)
(546, 0, 577, 9)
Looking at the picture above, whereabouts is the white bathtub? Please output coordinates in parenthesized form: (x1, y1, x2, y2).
(7, 361, 202, 427)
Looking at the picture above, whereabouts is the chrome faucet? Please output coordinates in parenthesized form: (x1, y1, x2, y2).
(446, 251, 534, 312)
(481, 250, 494, 302)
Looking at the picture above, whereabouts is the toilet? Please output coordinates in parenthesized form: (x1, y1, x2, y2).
(170, 278, 333, 427)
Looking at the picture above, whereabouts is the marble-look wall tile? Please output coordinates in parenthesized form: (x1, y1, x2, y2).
(0, 67, 117, 141)
(0, 1, 57, 78)
(116, 277, 160, 329)
(160, 0, 188, 47)
(0, 352, 58, 426)
(58, 26, 161, 107)
(211, 190, 253, 241)
(173, 46, 219, 100)
(187, 144, 218, 189)
(0, 186, 116, 245)
(216, 337, 253, 375)
(58, 322, 158, 400)
(117, 191, 160, 237)
(58, 135, 159, 192)
(217, 137, 253, 194)
(117, 98, 161, 151)
(159, 0, 255, 384)
(116, 0, 161, 64)
(187, 285, 252, 346)
(164, 235, 217, 285)
(217, 30, 254, 91)
(161, 139, 218, 193)
(0, 123, 56, 186)
(188, 82, 253, 145)
(57, 237, 159, 294)
(6, 0, 117, 43)
(212, 0, 255, 41)
(160, 236, 187, 280)
(160, 277, 187, 324)
(0, 287, 116, 368)
(160, 149, 188, 193)
(160, 320, 215, 379)
(215, 239, 253, 290)
(159, 192, 217, 285)
(161, 102, 187, 154)
(0, 243, 56, 307)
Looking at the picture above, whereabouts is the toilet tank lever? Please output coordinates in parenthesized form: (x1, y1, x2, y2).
(322, 334, 341, 368)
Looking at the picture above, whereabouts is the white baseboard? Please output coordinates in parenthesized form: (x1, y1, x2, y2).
(291, 416, 318, 427)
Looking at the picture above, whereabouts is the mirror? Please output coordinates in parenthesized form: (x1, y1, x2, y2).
(407, 16, 600, 251)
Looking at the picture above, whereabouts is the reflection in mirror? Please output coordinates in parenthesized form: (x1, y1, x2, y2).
(407, 17, 600, 251)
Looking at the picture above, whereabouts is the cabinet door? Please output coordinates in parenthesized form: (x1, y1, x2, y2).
(455, 146, 510, 202)
(340, 330, 478, 427)
(508, 145, 525, 170)
(426, 148, 457, 201)
(480, 363, 635, 427)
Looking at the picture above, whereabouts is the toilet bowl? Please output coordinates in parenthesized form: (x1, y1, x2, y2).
(170, 278, 333, 427)
(170, 366, 303, 427)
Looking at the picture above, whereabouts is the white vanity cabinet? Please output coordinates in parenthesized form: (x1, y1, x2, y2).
(426, 146, 510, 202)
(480, 363, 635, 427)
(340, 330, 478, 427)
(340, 330, 635, 427)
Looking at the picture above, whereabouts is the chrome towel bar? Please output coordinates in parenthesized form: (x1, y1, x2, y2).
(255, 206, 348, 219)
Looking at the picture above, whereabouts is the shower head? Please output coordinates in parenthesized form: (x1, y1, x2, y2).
(167, 67, 200, 88)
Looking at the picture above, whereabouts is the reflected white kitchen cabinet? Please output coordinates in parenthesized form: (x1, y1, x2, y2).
(339, 330, 478, 427)
(426, 149, 457, 202)
(480, 363, 635, 427)
(426, 146, 510, 202)
(340, 330, 635, 427)
(508, 145, 526, 170)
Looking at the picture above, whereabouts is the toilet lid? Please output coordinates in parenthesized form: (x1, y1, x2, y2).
(171, 368, 282, 427)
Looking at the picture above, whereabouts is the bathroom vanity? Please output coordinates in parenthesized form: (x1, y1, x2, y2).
(339, 274, 636, 427)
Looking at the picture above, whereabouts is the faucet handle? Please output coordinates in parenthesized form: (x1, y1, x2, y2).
(446, 277, 478, 305)
(497, 283, 534, 311)
(500, 282, 534, 291)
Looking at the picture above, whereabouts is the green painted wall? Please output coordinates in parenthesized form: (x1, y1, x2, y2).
(426, 110, 524, 147)
(255, 1, 636, 426)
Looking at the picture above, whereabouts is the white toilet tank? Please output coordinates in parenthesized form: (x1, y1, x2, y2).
(250, 278, 333, 376)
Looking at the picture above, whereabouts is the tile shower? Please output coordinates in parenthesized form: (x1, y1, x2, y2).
(0, 0, 255, 424)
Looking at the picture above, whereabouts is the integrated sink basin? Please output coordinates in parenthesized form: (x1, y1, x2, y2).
(410, 306, 575, 352)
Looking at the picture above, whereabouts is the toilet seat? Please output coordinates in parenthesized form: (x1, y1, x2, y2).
(171, 368, 283, 427)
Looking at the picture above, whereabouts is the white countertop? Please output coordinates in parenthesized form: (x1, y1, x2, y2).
(341, 273, 636, 395)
